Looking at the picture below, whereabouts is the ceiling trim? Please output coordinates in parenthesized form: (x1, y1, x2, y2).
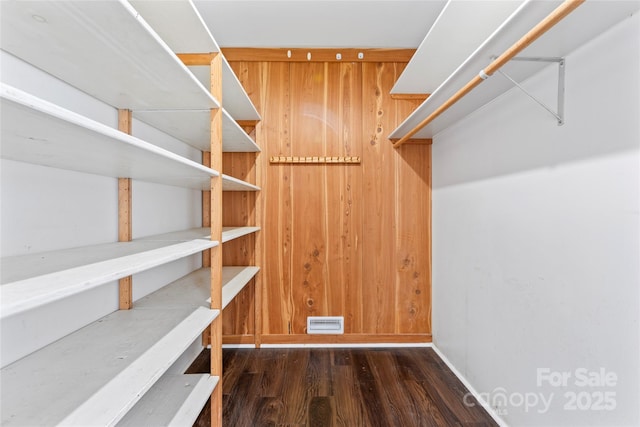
(221, 48, 416, 63)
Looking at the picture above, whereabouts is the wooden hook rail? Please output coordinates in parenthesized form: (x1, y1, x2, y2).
(392, 0, 585, 148)
(270, 156, 361, 164)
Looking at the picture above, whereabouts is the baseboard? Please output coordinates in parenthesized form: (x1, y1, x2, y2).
(260, 342, 432, 349)
(431, 344, 508, 427)
(260, 333, 432, 346)
(222, 343, 256, 349)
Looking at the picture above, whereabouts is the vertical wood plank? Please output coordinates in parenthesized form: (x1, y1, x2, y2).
(394, 76, 432, 334)
(361, 63, 396, 333)
(202, 151, 211, 269)
(258, 62, 293, 335)
(118, 109, 132, 310)
(221, 152, 258, 340)
(324, 62, 363, 333)
(289, 62, 328, 333)
(209, 52, 223, 427)
(252, 122, 264, 347)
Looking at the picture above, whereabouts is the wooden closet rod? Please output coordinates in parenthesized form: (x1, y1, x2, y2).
(392, 0, 585, 148)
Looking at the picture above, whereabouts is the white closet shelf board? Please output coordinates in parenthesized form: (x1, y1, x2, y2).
(222, 266, 260, 309)
(117, 374, 218, 427)
(222, 174, 261, 191)
(222, 226, 261, 243)
(1, 270, 218, 426)
(221, 56, 262, 120)
(137, 227, 211, 242)
(129, 0, 221, 54)
(130, 0, 261, 120)
(391, 0, 524, 95)
(133, 108, 260, 152)
(0, 229, 218, 319)
(389, 0, 640, 140)
(189, 60, 262, 120)
(221, 107, 261, 152)
(0, 84, 219, 190)
(205, 267, 261, 309)
(0, 0, 218, 110)
(133, 268, 210, 310)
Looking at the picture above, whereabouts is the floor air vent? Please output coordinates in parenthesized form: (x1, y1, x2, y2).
(307, 316, 344, 334)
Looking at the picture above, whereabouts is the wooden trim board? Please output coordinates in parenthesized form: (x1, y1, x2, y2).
(232, 334, 432, 345)
(222, 48, 416, 62)
(118, 109, 133, 310)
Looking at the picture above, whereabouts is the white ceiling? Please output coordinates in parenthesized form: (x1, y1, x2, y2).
(193, 0, 447, 48)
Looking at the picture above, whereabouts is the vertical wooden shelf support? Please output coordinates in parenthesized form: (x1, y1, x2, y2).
(209, 53, 223, 427)
(202, 151, 212, 269)
(118, 109, 133, 310)
(201, 150, 212, 348)
(243, 122, 263, 349)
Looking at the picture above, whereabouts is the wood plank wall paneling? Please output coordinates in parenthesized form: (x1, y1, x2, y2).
(222, 152, 257, 337)
(226, 60, 431, 342)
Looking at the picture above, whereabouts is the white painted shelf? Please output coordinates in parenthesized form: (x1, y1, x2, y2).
(189, 58, 263, 120)
(222, 174, 261, 192)
(133, 107, 261, 152)
(222, 226, 261, 243)
(0, 83, 219, 190)
(390, 0, 640, 139)
(0, 0, 218, 110)
(130, 0, 261, 121)
(222, 266, 260, 309)
(221, 107, 261, 152)
(117, 374, 218, 427)
(203, 266, 260, 309)
(391, 0, 522, 95)
(0, 228, 217, 319)
(0, 269, 218, 427)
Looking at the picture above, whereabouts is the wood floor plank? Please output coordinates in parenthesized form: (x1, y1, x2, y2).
(248, 349, 289, 397)
(221, 348, 250, 394)
(404, 378, 455, 427)
(188, 347, 498, 427)
(279, 349, 312, 424)
(331, 365, 368, 427)
(308, 349, 332, 396)
(351, 350, 395, 427)
(308, 396, 333, 427)
(367, 350, 429, 426)
(254, 396, 284, 426)
(402, 349, 494, 425)
(228, 372, 265, 427)
(393, 349, 464, 425)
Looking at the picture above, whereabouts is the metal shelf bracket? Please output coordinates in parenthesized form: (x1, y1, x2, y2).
(496, 56, 566, 125)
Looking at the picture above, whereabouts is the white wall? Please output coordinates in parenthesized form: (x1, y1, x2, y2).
(1, 51, 204, 367)
(432, 13, 639, 427)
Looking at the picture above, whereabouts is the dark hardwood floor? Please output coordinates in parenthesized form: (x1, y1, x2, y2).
(187, 347, 498, 427)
